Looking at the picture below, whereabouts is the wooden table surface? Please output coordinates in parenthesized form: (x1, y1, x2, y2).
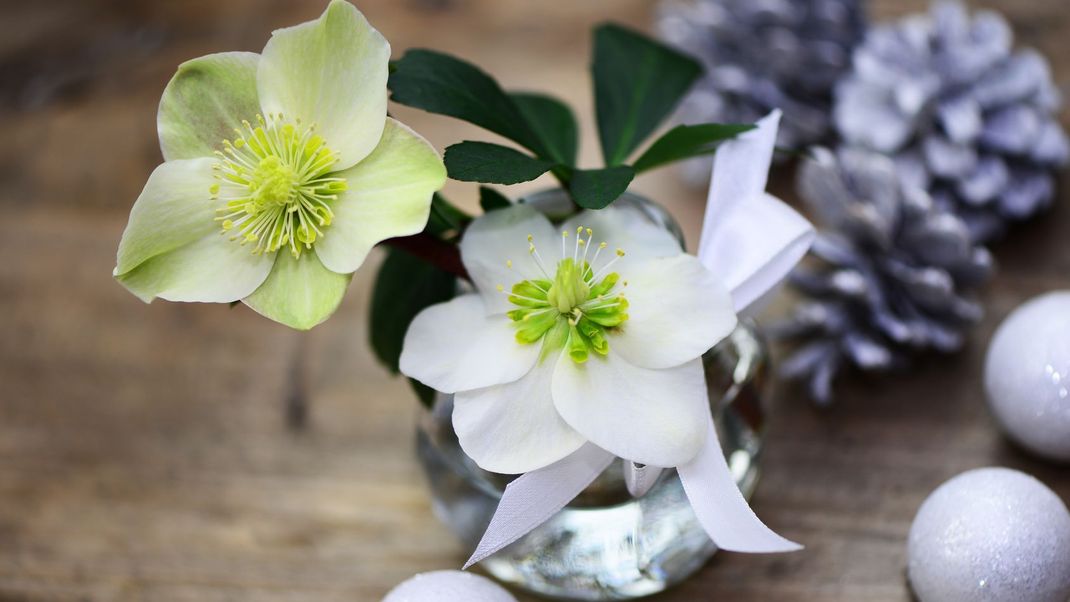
(2, 0, 1068, 600)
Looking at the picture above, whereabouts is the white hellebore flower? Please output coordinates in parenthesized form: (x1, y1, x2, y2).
(401, 203, 738, 474)
(450, 112, 810, 569)
(114, 0, 446, 329)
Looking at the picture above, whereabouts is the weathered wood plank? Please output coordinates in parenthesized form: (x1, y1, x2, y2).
(0, 1, 1067, 601)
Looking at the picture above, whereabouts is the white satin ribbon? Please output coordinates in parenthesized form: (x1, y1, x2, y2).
(464, 109, 813, 568)
(463, 443, 615, 568)
(678, 398, 802, 553)
(699, 112, 815, 313)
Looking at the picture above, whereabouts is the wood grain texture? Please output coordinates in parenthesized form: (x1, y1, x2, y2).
(0, 0, 1067, 600)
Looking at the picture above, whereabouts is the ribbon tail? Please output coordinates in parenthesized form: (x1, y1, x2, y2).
(463, 443, 616, 569)
(677, 407, 803, 553)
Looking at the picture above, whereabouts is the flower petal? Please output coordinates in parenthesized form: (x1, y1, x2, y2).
(559, 204, 682, 279)
(257, 0, 390, 170)
(612, 255, 737, 370)
(115, 158, 221, 277)
(552, 353, 709, 467)
(115, 232, 274, 304)
(158, 52, 261, 161)
(454, 360, 585, 474)
(314, 118, 445, 275)
(460, 205, 559, 315)
(242, 251, 351, 330)
(400, 294, 540, 393)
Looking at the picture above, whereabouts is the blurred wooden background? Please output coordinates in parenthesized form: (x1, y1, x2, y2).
(1, 0, 1068, 600)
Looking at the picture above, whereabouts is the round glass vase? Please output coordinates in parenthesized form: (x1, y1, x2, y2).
(415, 190, 771, 600)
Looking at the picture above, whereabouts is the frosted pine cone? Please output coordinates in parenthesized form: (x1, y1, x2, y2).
(658, 0, 866, 157)
(834, 1, 1069, 242)
(772, 147, 993, 404)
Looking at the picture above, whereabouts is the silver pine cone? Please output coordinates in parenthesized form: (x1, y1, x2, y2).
(834, 1, 1069, 242)
(772, 147, 993, 404)
(658, 0, 866, 157)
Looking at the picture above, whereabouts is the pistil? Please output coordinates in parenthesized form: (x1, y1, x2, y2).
(503, 226, 629, 363)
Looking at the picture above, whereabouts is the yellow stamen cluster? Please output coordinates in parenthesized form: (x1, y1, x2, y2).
(503, 226, 629, 364)
(211, 113, 347, 257)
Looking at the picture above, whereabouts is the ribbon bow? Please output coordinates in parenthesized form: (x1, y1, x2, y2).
(464, 110, 813, 568)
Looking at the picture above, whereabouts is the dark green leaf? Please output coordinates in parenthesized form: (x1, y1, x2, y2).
(632, 123, 756, 173)
(426, 193, 471, 239)
(445, 141, 555, 184)
(389, 50, 546, 156)
(510, 92, 579, 166)
(479, 186, 513, 212)
(369, 249, 456, 377)
(592, 24, 702, 166)
(408, 378, 437, 410)
(568, 166, 635, 209)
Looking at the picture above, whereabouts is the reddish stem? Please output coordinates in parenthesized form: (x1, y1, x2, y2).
(383, 232, 469, 280)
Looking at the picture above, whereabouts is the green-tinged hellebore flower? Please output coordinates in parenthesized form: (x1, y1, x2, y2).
(114, 0, 446, 329)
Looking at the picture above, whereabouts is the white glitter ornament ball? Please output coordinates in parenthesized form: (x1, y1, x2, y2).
(907, 468, 1070, 602)
(984, 291, 1070, 462)
(382, 570, 517, 602)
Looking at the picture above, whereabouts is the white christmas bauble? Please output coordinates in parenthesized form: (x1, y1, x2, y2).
(984, 291, 1070, 461)
(907, 467, 1070, 602)
(382, 570, 517, 602)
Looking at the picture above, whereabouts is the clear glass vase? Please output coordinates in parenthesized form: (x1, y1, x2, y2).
(415, 190, 771, 600)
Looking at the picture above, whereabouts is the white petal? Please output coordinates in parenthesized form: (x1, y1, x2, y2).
(460, 205, 558, 315)
(454, 359, 585, 474)
(560, 204, 682, 279)
(552, 353, 709, 467)
(612, 255, 737, 369)
(314, 118, 445, 275)
(400, 294, 540, 394)
(257, 0, 390, 169)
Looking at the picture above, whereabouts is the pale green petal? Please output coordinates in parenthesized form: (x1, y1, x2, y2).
(243, 252, 351, 330)
(115, 158, 219, 277)
(116, 233, 275, 304)
(257, 0, 390, 170)
(157, 52, 261, 161)
(314, 118, 445, 275)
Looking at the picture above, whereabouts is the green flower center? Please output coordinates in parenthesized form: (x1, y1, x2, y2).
(502, 227, 629, 364)
(211, 113, 348, 257)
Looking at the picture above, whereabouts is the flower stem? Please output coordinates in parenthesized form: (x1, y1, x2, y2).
(285, 333, 309, 431)
(383, 232, 469, 280)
